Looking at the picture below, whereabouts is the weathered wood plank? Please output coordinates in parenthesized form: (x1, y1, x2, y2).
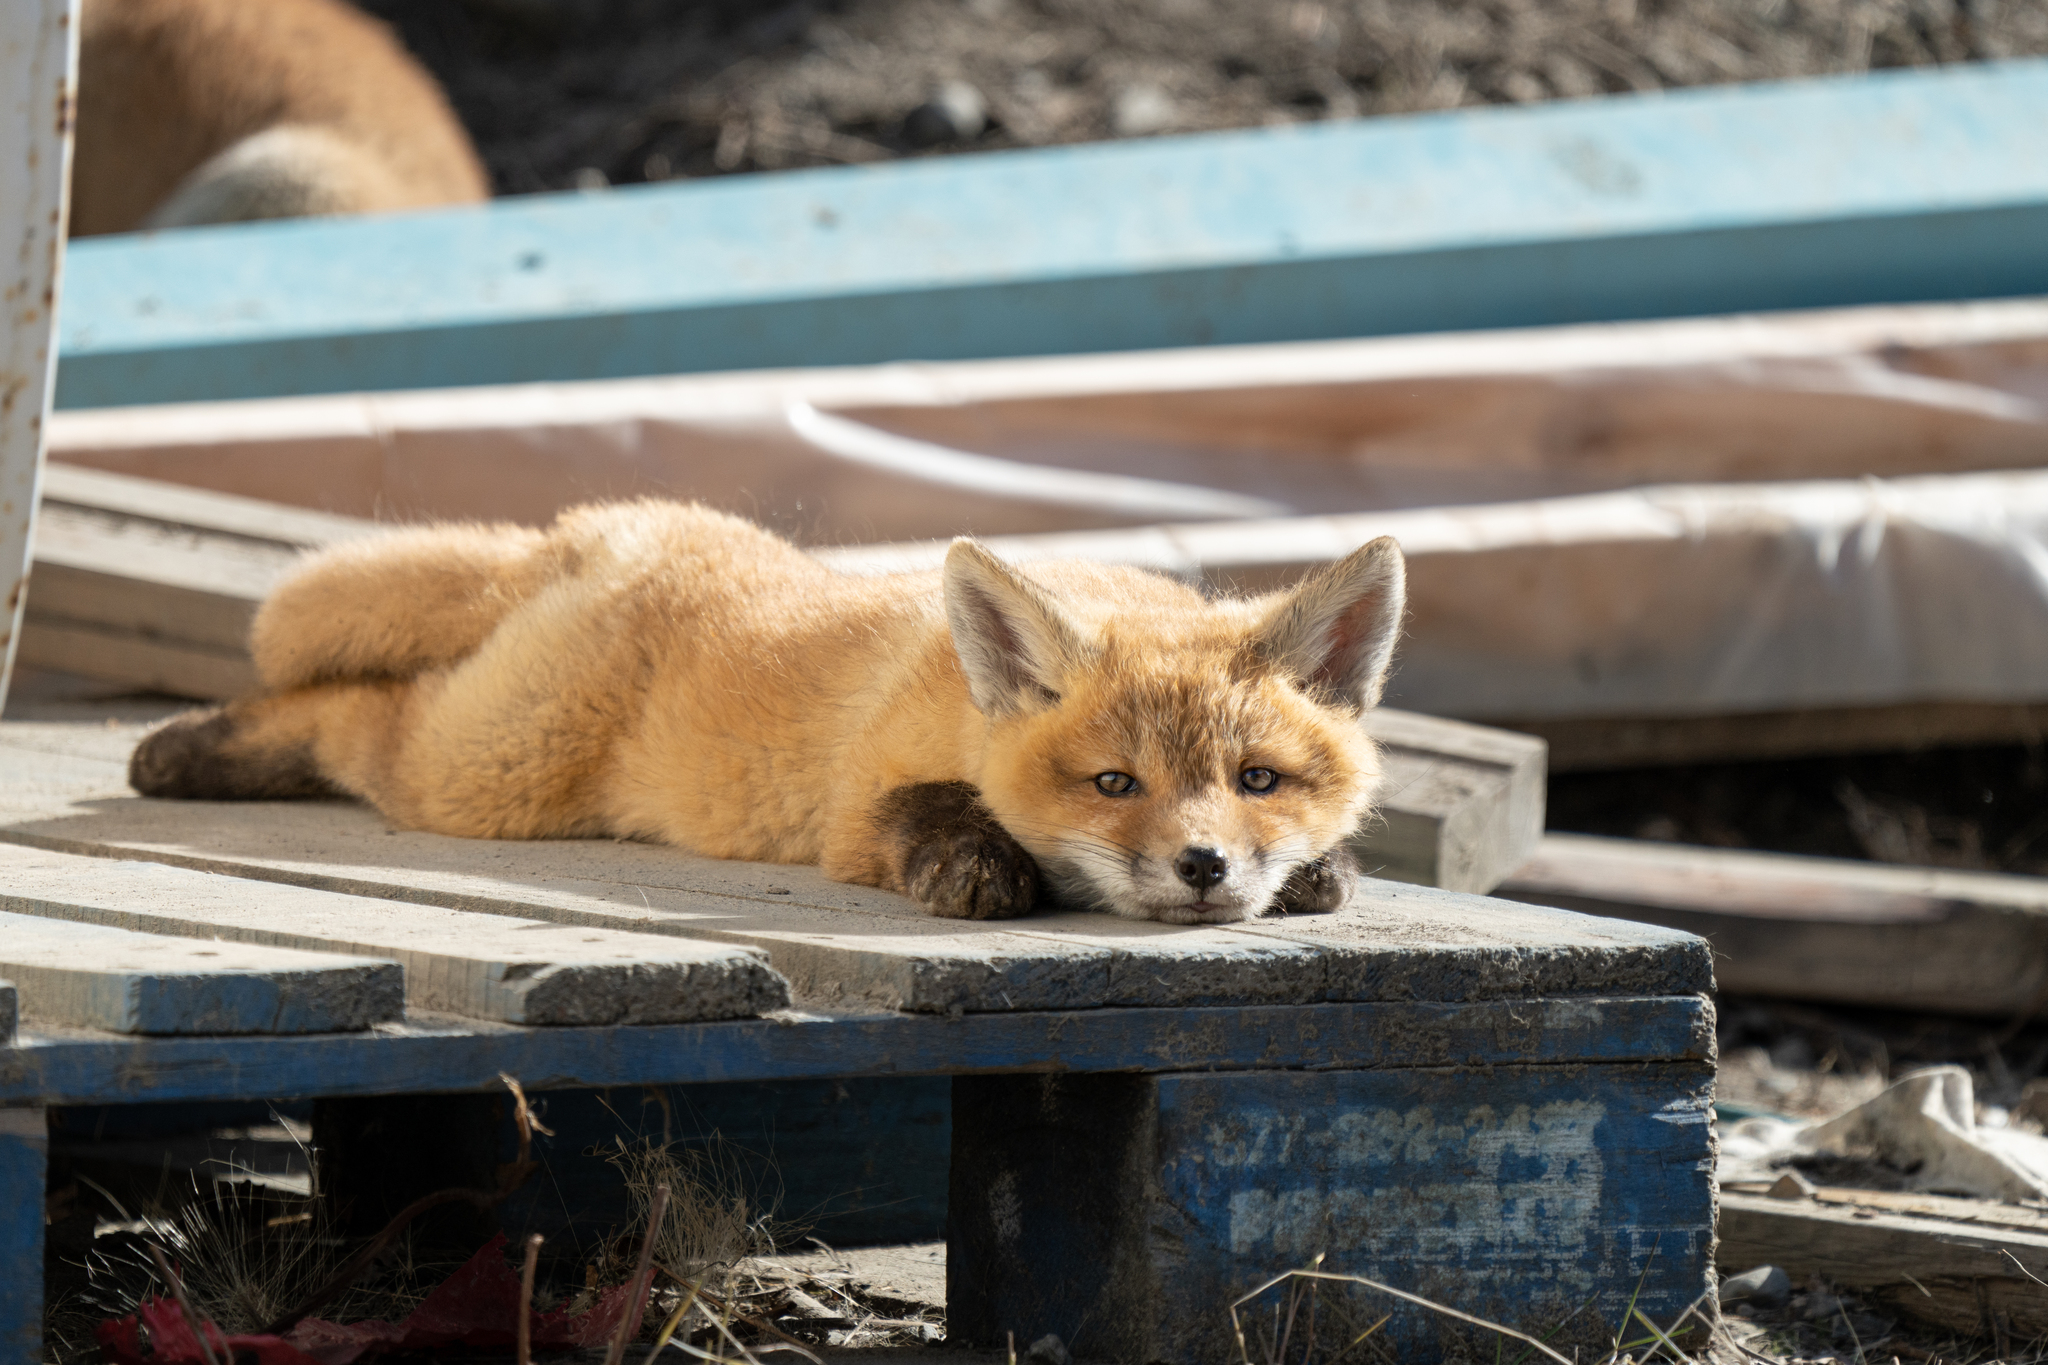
(0, 797, 1711, 1012)
(1499, 833, 2048, 1016)
(39, 463, 378, 549)
(0, 844, 789, 1026)
(18, 467, 374, 696)
(1364, 708, 1545, 893)
(1718, 1190, 2048, 1339)
(0, 994, 1713, 1107)
(952, 1063, 1716, 1363)
(0, 908, 401, 1034)
(51, 61, 2048, 408)
(0, 1105, 47, 1365)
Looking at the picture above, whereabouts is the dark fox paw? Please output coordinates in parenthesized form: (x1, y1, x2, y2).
(878, 781, 1040, 920)
(129, 705, 338, 801)
(1272, 849, 1355, 915)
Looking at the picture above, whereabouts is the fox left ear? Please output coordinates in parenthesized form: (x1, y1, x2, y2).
(1254, 536, 1406, 712)
(944, 539, 1087, 718)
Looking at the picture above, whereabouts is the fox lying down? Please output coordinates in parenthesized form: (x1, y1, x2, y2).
(131, 502, 1406, 924)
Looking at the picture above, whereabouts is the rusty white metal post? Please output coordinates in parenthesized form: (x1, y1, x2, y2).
(1, 0, 78, 714)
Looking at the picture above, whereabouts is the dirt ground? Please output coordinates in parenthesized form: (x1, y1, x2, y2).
(355, 0, 2048, 195)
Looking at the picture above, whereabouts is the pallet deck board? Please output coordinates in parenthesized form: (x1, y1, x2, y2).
(0, 907, 402, 1034)
(0, 844, 789, 1026)
(0, 796, 1711, 1013)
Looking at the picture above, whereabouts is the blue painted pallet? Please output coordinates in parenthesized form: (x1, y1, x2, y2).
(56, 60, 2048, 408)
(2, 997, 1715, 1364)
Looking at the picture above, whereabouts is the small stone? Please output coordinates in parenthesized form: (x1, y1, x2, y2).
(1024, 1335, 1071, 1365)
(1767, 1169, 1817, 1200)
(571, 166, 609, 191)
(1112, 83, 1176, 136)
(904, 81, 988, 146)
(1719, 1264, 1791, 1308)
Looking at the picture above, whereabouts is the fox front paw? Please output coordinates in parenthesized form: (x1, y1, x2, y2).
(1272, 850, 1355, 915)
(878, 780, 1040, 920)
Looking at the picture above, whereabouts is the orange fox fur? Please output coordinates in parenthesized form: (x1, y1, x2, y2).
(130, 502, 1407, 923)
(71, 0, 488, 237)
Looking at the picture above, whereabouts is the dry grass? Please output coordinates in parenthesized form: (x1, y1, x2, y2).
(1229, 1262, 2048, 1365)
(50, 1172, 437, 1365)
(602, 1137, 778, 1297)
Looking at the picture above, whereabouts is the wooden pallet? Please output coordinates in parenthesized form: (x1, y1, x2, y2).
(0, 707, 1709, 1365)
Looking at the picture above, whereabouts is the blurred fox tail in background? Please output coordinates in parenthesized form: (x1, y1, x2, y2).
(70, 0, 489, 236)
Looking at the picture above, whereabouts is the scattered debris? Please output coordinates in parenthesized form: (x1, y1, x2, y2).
(1722, 1068, 2048, 1203)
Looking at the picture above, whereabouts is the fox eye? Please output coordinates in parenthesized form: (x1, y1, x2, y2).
(1093, 771, 1140, 796)
(1240, 767, 1280, 794)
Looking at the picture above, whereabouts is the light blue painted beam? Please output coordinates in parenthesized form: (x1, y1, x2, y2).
(56, 59, 2048, 409)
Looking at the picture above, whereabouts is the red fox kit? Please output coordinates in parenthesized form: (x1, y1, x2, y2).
(71, 0, 488, 236)
(130, 502, 1405, 923)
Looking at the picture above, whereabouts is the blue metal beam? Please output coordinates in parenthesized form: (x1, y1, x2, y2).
(55, 60, 2048, 408)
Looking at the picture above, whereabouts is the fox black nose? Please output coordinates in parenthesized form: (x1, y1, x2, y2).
(1175, 846, 1229, 891)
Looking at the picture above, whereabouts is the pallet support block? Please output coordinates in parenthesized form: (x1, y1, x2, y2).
(0, 1106, 45, 1365)
(949, 1065, 1717, 1363)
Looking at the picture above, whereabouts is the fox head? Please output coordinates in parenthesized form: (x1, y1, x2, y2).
(945, 537, 1406, 924)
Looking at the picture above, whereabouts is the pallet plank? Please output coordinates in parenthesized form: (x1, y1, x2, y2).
(0, 995, 1715, 1107)
(1499, 833, 2048, 1016)
(0, 844, 789, 1027)
(52, 61, 2048, 408)
(18, 466, 368, 697)
(1364, 707, 1545, 893)
(0, 908, 401, 1034)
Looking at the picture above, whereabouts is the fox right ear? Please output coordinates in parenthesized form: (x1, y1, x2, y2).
(944, 540, 1085, 718)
